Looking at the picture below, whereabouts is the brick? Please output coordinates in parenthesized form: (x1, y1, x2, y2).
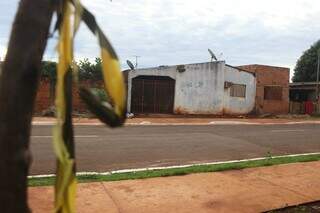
(238, 65, 289, 114)
(34, 78, 104, 114)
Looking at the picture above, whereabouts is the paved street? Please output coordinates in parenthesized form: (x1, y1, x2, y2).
(30, 124, 320, 175)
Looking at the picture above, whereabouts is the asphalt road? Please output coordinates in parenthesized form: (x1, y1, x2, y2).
(30, 124, 320, 175)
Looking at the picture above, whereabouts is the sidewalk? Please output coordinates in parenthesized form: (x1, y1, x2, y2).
(32, 116, 320, 125)
(29, 161, 320, 213)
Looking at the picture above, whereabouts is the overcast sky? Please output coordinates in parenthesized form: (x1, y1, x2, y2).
(1, 0, 320, 79)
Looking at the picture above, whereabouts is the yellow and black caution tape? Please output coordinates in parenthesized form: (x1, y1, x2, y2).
(77, 1, 126, 127)
(53, 0, 126, 212)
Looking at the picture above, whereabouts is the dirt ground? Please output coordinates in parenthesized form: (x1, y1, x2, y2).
(29, 161, 320, 213)
(267, 201, 320, 212)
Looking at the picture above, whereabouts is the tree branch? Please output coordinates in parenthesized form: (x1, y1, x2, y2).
(0, 0, 55, 212)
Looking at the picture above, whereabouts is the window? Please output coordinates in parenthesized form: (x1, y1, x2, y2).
(264, 86, 282, 100)
(230, 84, 246, 98)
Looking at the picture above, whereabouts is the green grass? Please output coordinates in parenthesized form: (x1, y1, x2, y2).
(28, 153, 320, 187)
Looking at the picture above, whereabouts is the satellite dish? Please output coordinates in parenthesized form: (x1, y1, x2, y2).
(126, 60, 135, 70)
(208, 48, 217, 62)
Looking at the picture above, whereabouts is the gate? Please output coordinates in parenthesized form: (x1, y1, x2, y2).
(131, 76, 175, 114)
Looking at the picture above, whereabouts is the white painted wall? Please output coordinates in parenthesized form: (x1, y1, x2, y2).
(174, 62, 225, 114)
(223, 65, 256, 114)
(127, 62, 256, 115)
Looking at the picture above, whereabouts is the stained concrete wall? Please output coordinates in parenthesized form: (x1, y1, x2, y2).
(173, 62, 225, 114)
(223, 65, 256, 114)
(127, 61, 256, 115)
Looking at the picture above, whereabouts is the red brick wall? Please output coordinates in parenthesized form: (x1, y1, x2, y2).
(74, 80, 104, 112)
(34, 78, 104, 114)
(238, 65, 289, 114)
(34, 78, 52, 113)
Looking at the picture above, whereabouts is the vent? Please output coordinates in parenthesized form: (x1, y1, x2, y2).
(224, 81, 233, 88)
(177, 65, 186, 73)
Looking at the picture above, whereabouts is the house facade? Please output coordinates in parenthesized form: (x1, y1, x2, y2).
(31, 62, 290, 116)
(237, 64, 290, 114)
(126, 61, 256, 115)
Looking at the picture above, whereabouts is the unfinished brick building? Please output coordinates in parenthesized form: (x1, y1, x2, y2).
(238, 64, 289, 114)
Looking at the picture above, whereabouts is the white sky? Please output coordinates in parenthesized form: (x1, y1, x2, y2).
(1, 0, 320, 80)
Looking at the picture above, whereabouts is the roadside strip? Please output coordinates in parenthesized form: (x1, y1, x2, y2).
(32, 121, 320, 126)
(32, 135, 98, 138)
(28, 152, 320, 186)
(270, 129, 306, 132)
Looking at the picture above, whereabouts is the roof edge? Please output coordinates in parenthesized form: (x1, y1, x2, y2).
(238, 64, 290, 70)
(226, 64, 256, 76)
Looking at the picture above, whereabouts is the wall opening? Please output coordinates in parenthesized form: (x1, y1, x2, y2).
(131, 75, 175, 114)
(230, 84, 246, 98)
(264, 86, 282, 100)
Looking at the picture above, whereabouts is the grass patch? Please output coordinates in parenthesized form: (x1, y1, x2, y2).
(29, 153, 320, 187)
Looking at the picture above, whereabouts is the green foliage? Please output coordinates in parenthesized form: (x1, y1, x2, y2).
(41, 61, 57, 80)
(293, 40, 320, 82)
(40, 58, 103, 81)
(78, 58, 103, 81)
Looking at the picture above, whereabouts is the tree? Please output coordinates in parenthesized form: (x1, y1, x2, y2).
(292, 40, 320, 82)
(77, 58, 109, 104)
(78, 58, 103, 81)
(41, 61, 57, 105)
(41, 58, 104, 82)
(40, 59, 106, 108)
(0, 0, 54, 212)
(41, 61, 57, 81)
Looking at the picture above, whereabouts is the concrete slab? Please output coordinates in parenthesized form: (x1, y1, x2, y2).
(29, 162, 320, 212)
(76, 182, 119, 213)
(103, 170, 308, 213)
(249, 161, 320, 200)
(28, 186, 54, 213)
(28, 182, 119, 213)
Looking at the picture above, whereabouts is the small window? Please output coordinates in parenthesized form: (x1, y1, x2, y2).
(230, 84, 246, 98)
(264, 86, 282, 100)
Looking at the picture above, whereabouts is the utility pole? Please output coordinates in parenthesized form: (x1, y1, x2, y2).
(133, 55, 140, 68)
(316, 49, 320, 113)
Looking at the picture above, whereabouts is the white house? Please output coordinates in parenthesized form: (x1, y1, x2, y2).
(125, 61, 256, 115)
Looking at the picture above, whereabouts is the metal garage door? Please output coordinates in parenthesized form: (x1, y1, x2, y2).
(131, 76, 175, 114)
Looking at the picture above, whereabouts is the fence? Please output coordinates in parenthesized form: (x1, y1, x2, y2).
(289, 101, 319, 114)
